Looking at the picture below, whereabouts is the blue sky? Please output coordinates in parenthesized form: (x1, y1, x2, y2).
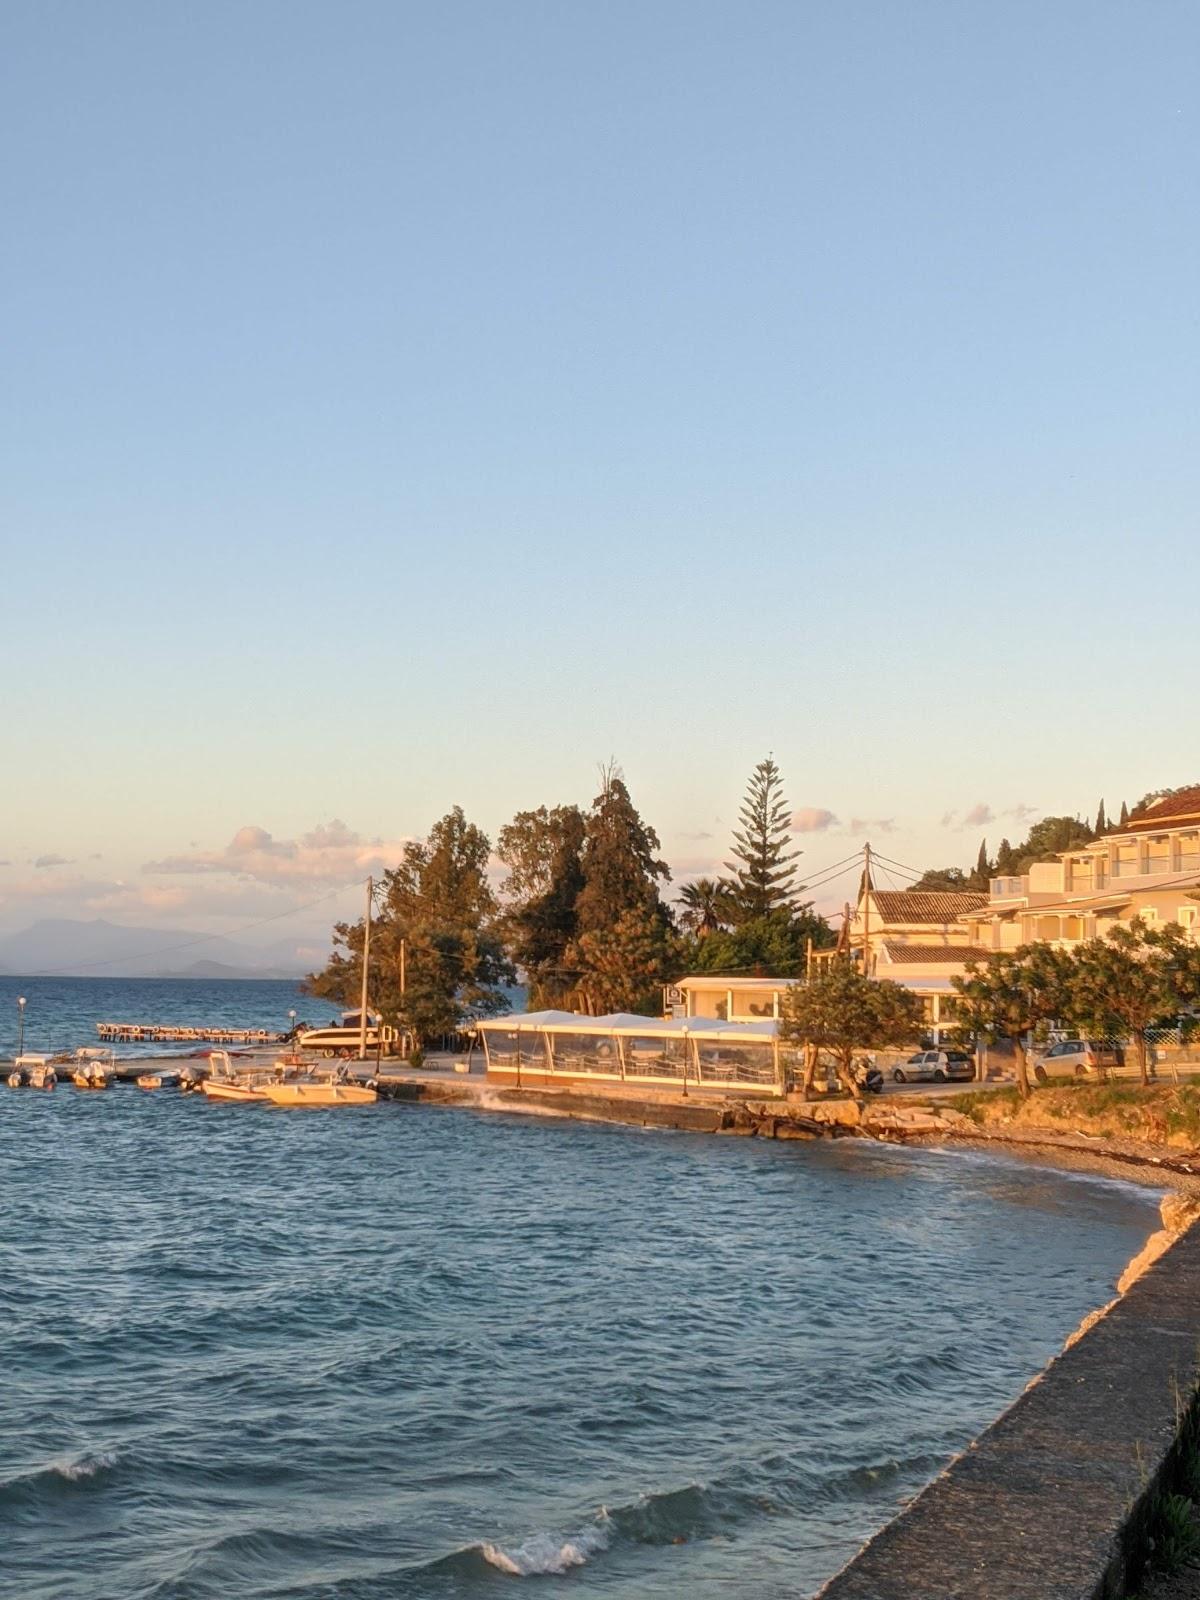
(2, 1, 1197, 947)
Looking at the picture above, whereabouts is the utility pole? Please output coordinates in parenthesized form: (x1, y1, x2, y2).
(358, 876, 372, 1061)
(861, 842, 872, 977)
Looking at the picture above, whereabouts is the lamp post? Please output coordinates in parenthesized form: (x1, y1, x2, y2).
(16, 996, 26, 1059)
(680, 1022, 689, 1097)
(288, 1009, 297, 1063)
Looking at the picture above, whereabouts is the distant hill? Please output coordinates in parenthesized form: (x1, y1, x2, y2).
(0, 919, 311, 980)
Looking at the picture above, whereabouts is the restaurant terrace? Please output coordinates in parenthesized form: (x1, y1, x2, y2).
(473, 1011, 790, 1096)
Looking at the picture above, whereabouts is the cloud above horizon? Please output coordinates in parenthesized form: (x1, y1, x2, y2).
(792, 807, 839, 833)
(143, 819, 411, 888)
(33, 852, 74, 869)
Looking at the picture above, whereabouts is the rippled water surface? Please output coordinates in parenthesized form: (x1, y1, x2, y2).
(2, 1093, 1158, 1599)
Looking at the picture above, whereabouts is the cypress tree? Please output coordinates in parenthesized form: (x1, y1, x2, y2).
(1119, 800, 1130, 828)
(1094, 799, 1107, 835)
(724, 757, 803, 922)
(969, 839, 992, 890)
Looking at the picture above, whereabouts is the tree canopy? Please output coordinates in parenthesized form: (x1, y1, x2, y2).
(951, 944, 1075, 1097)
(308, 806, 514, 1048)
(780, 962, 924, 1099)
(723, 757, 803, 921)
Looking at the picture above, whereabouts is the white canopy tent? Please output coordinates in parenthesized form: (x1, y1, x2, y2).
(474, 1012, 788, 1095)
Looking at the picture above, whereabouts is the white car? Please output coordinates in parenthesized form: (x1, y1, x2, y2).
(891, 1049, 975, 1085)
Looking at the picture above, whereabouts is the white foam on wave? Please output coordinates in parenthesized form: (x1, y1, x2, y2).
(54, 1451, 118, 1482)
(480, 1517, 610, 1576)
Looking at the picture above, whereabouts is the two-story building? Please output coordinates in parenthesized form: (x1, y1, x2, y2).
(962, 787, 1200, 952)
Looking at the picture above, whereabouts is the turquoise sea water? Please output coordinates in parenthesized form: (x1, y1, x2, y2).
(0, 975, 317, 1059)
(1, 1075, 1159, 1600)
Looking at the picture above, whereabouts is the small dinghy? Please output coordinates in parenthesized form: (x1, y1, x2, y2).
(137, 1070, 180, 1091)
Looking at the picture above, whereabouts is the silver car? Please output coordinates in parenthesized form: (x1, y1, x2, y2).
(891, 1049, 975, 1085)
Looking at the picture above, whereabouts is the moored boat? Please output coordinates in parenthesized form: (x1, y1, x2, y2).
(71, 1048, 116, 1089)
(9, 1056, 58, 1090)
(260, 1077, 378, 1107)
(137, 1070, 180, 1091)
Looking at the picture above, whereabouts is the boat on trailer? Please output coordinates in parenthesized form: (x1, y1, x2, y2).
(296, 1010, 396, 1059)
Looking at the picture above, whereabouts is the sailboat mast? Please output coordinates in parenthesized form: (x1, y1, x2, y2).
(358, 876, 372, 1060)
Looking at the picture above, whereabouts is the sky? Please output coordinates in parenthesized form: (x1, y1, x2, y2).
(2, 0, 1198, 952)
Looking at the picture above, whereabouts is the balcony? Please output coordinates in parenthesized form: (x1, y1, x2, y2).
(989, 876, 1028, 900)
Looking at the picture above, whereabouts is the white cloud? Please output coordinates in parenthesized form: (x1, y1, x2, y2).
(792, 807, 838, 833)
(143, 819, 411, 887)
(847, 817, 896, 835)
(963, 803, 994, 828)
(33, 853, 74, 869)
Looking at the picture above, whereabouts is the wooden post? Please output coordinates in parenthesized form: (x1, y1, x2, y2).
(862, 842, 871, 976)
(358, 876, 372, 1060)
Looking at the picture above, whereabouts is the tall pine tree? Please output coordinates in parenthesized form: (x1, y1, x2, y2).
(1119, 800, 1130, 828)
(968, 839, 992, 889)
(1094, 799, 1107, 835)
(724, 757, 803, 922)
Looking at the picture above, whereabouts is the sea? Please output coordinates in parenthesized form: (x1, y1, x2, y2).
(0, 977, 1163, 1599)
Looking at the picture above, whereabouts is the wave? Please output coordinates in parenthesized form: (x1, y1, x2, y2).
(0, 1449, 120, 1504)
(480, 1519, 612, 1576)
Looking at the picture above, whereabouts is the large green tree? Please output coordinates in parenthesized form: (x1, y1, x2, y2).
(567, 769, 676, 1014)
(780, 962, 924, 1099)
(951, 945, 1075, 1098)
(1067, 920, 1200, 1087)
(308, 806, 514, 1047)
(496, 805, 586, 1007)
(724, 757, 803, 922)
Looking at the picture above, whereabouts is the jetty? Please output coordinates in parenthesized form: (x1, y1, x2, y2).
(96, 1022, 289, 1045)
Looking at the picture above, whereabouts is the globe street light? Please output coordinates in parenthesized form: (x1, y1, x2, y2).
(17, 996, 26, 1059)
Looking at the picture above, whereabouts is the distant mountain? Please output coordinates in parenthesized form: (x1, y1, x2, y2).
(0, 919, 312, 980)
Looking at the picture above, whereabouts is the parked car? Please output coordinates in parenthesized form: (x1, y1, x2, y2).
(891, 1049, 975, 1085)
(1034, 1039, 1121, 1080)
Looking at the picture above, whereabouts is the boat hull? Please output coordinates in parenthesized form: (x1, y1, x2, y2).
(202, 1081, 268, 1102)
(261, 1082, 377, 1107)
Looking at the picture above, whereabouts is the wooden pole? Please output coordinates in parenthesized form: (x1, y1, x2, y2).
(358, 876, 372, 1060)
(862, 842, 871, 976)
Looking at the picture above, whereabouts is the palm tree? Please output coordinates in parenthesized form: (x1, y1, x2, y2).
(678, 877, 731, 937)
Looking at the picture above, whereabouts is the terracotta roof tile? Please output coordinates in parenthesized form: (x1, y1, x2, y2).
(1126, 786, 1200, 832)
(879, 941, 992, 966)
(870, 890, 989, 922)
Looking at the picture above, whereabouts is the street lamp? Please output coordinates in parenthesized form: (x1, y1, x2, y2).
(288, 1008, 296, 1037)
(16, 996, 26, 1059)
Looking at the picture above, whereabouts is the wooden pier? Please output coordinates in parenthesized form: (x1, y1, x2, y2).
(96, 1022, 289, 1045)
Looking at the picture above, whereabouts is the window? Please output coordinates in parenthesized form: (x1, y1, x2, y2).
(1142, 908, 1159, 926)
(1180, 907, 1199, 930)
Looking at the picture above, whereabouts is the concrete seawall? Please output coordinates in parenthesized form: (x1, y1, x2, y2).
(816, 1223, 1200, 1600)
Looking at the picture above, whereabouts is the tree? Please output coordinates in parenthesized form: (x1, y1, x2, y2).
(780, 962, 924, 1099)
(724, 757, 803, 922)
(497, 806, 586, 1007)
(1094, 799, 1108, 835)
(993, 838, 1019, 876)
(1119, 800, 1130, 828)
(567, 767, 675, 1014)
(968, 839, 992, 890)
(308, 807, 514, 1048)
(1014, 815, 1094, 867)
(911, 866, 971, 892)
(951, 945, 1074, 1098)
(571, 911, 682, 1015)
(677, 877, 733, 937)
(685, 907, 835, 979)
(1067, 920, 1197, 1087)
